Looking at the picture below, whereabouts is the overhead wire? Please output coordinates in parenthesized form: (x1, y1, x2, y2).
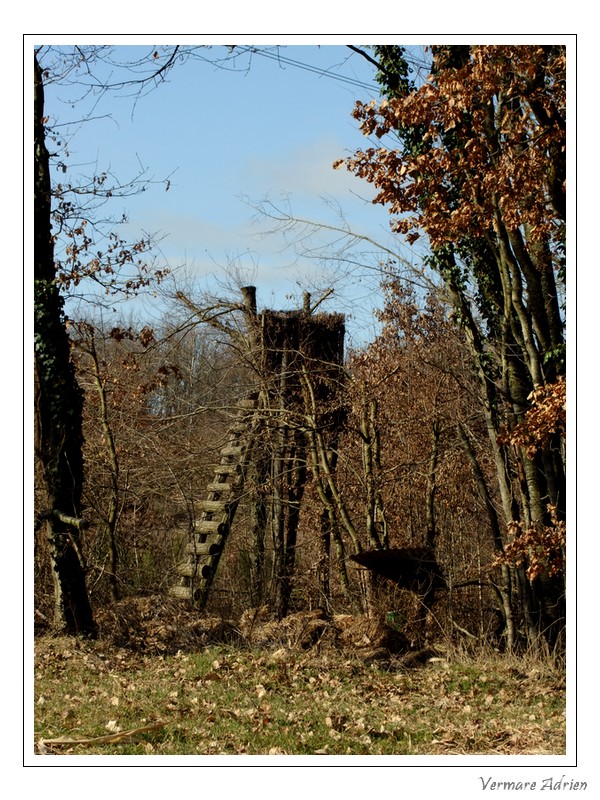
(234, 46, 380, 95)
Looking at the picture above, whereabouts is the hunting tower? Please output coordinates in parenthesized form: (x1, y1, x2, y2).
(170, 286, 346, 616)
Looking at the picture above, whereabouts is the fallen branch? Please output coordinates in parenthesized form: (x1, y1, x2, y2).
(37, 720, 166, 750)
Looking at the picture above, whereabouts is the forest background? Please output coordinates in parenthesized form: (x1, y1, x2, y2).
(16, 19, 597, 792)
(32, 38, 569, 642)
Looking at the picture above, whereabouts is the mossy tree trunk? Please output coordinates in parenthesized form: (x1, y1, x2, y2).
(34, 52, 97, 637)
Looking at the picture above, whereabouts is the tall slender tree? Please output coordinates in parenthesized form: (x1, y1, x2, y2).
(34, 52, 97, 636)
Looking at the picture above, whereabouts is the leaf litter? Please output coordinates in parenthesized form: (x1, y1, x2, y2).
(33, 632, 565, 756)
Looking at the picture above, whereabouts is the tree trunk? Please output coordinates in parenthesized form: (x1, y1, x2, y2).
(425, 419, 440, 551)
(360, 396, 387, 551)
(270, 350, 289, 619)
(34, 52, 97, 637)
(273, 433, 307, 619)
(318, 505, 332, 612)
(249, 455, 269, 607)
(86, 328, 121, 601)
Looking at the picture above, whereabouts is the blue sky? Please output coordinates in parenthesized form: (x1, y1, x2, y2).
(42, 44, 428, 346)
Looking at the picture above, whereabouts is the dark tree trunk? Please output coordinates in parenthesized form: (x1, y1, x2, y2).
(34, 52, 97, 637)
(318, 505, 332, 612)
(276, 433, 307, 619)
(425, 419, 440, 551)
(249, 455, 269, 607)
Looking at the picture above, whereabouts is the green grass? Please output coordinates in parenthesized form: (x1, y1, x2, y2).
(33, 636, 566, 756)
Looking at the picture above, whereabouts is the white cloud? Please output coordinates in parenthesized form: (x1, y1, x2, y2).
(239, 134, 377, 205)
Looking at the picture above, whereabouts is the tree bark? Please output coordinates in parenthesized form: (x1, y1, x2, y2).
(274, 432, 307, 619)
(34, 52, 97, 636)
(249, 454, 269, 607)
(425, 419, 440, 550)
(458, 423, 515, 649)
(86, 328, 121, 601)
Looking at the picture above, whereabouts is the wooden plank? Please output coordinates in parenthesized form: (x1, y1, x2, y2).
(177, 558, 213, 577)
(177, 561, 198, 578)
(194, 519, 228, 535)
(169, 585, 193, 601)
(213, 464, 241, 475)
(207, 481, 234, 494)
(184, 541, 222, 557)
(200, 499, 229, 514)
(197, 563, 213, 579)
(220, 444, 244, 457)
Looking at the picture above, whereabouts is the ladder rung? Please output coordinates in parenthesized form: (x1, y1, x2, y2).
(213, 464, 241, 476)
(220, 444, 244, 457)
(197, 563, 213, 579)
(169, 585, 193, 601)
(194, 519, 228, 535)
(207, 482, 234, 494)
(184, 541, 222, 557)
(200, 500, 229, 514)
(177, 561, 197, 577)
(177, 554, 220, 576)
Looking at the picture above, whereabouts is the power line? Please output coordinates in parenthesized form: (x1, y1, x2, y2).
(236, 46, 380, 95)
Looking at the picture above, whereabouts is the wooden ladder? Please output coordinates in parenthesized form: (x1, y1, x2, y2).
(170, 394, 261, 608)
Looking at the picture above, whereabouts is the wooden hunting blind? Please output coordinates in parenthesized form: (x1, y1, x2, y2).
(170, 287, 346, 612)
(350, 548, 447, 596)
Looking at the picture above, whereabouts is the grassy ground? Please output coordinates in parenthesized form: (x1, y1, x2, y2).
(33, 635, 566, 756)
